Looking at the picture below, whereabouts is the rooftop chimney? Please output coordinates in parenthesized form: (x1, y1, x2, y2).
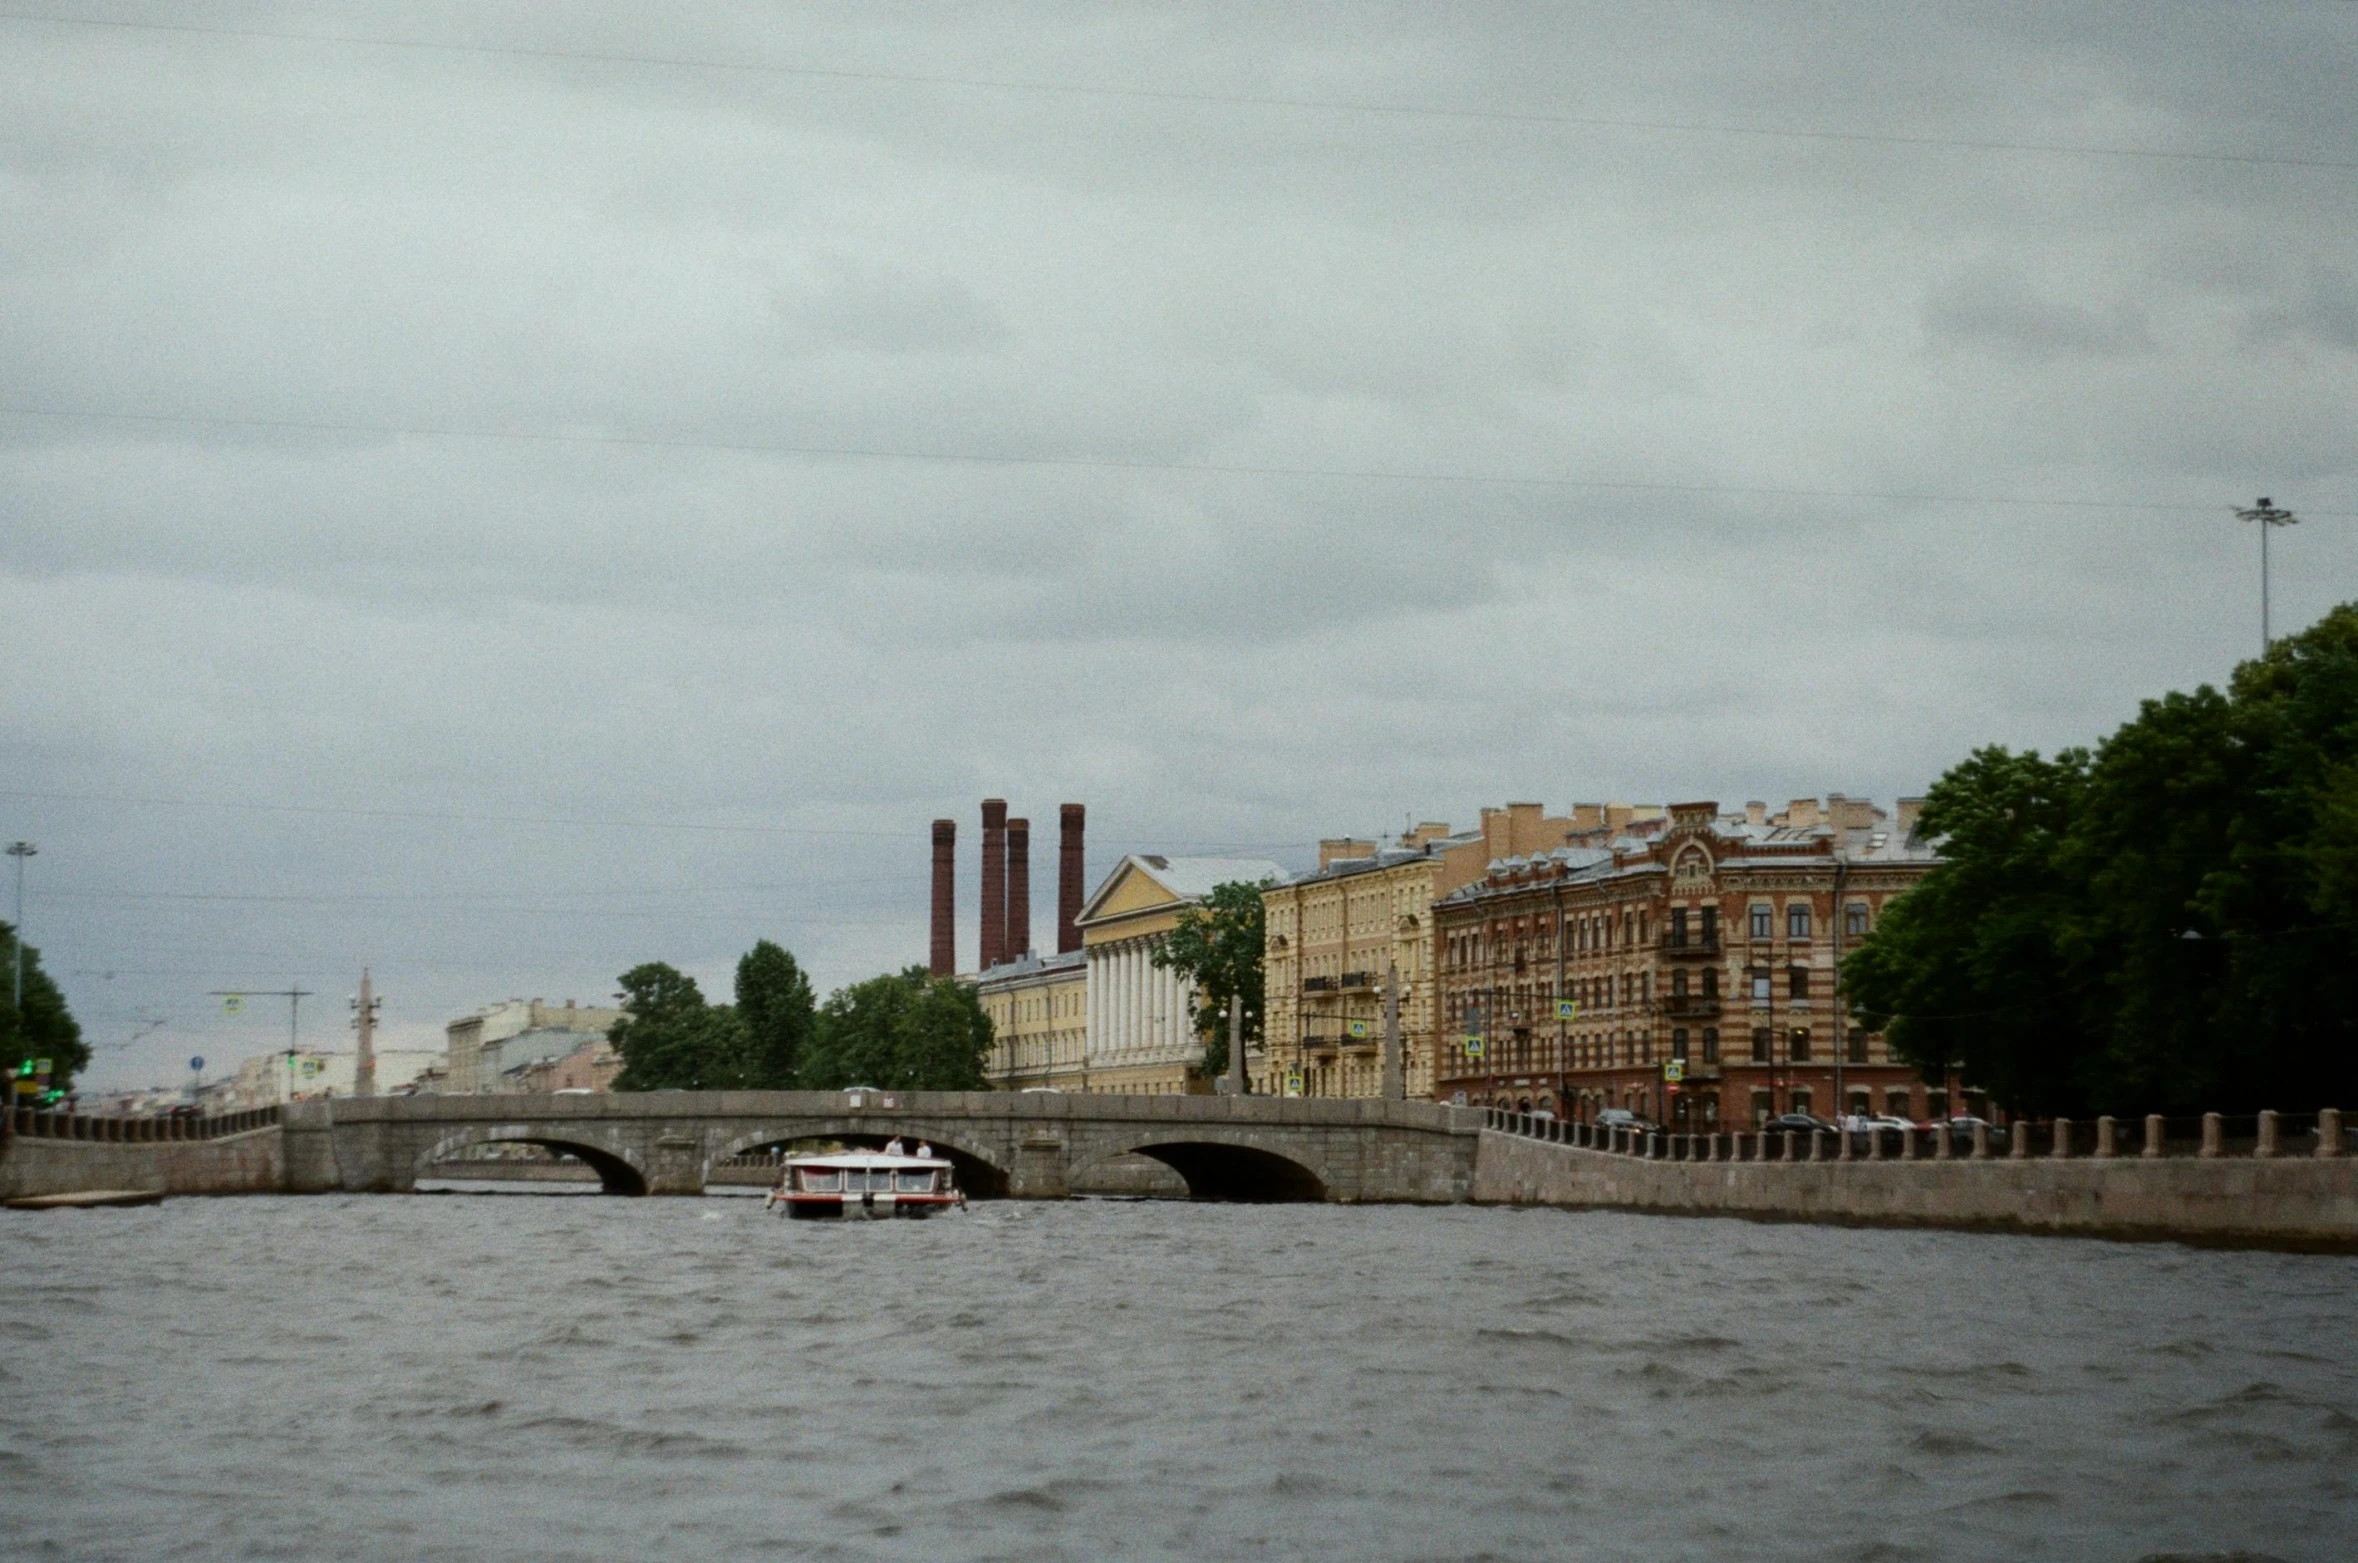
(1007, 817, 1032, 961)
(1786, 797, 1821, 830)
(1745, 800, 1768, 826)
(930, 819, 956, 975)
(1895, 797, 1928, 838)
(1058, 803, 1086, 953)
(1319, 837, 1377, 868)
(980, 799, 1008, 972)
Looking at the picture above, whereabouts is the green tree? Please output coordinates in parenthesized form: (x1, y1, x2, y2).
(609, 963, 748, 1091)
(734, 940, 815, 1089)
(0, 922, 86, 1097)
(1152, 879, 1272, 1079)
(801, 967, 992, 1091)
(1845, 603, 2358, 1117)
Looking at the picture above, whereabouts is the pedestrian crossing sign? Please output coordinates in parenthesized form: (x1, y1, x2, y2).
(1556, 999, 1578, 1021)
(1464, 1034, 1485, 1058)
(1346, 1020, 1369, 1039)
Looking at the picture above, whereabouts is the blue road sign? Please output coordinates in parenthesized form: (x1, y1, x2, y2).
(190, 1056, 205, 1072)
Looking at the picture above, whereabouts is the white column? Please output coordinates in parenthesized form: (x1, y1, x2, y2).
(1085, 950, 1103, 1074)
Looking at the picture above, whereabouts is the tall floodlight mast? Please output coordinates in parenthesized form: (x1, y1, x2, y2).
(2235, 498, 2299, 653)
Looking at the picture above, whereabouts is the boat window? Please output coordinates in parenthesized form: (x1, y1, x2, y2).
(799, 1170, 841, 1192)
(896, 1171, 935, 1193)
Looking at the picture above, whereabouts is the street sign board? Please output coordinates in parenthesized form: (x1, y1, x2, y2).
(222, 995, 243, 1015)
(1284, 1070, 1303, 1098)
(1346, 1020, 1369, 1040)
(1556, 999, 1578, 1021)
(1463, 1035, 1485, 1059)
(190, 1056, 205, 1072)
(1662, 1059, 1685, 1082)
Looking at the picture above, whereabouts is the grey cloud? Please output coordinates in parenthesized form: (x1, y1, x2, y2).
(5, 2, 2356, 1090)
(1922, 262, 2153, 360)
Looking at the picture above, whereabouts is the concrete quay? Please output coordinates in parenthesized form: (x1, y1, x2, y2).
(0, 1117, 284, 1202)
(1471, 1112, 2358, 1251)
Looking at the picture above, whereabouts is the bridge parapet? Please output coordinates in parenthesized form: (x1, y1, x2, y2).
(304, 1091, 1481, 1201)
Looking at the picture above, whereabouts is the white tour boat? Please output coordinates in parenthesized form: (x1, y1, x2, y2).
(765, 1151, 964, 1219)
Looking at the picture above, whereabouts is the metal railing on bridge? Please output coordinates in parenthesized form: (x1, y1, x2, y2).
(1479, 1105, 2353, 1164)
(5, 1105, 283, 1145)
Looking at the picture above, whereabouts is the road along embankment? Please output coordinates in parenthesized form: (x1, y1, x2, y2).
(1471, 1126, 2358, 1250)
(0, 1118, 285, 1202)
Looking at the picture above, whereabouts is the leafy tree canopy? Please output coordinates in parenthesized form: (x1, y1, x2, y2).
(1, 923, 86, 1098)
(1845, 603, 2358, 1117)
(800, 966, 992, 1091)
(734, 940, 815, 1090)
(1152, 879, 1272, 1079)
(608, 962, 748, 1092)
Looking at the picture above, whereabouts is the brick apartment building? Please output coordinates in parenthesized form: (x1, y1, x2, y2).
(1431, 796, 1949, 1129)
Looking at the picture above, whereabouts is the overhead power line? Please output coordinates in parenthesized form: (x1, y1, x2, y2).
(1, 10, 2351, 174)
(7, 405, 2347, 516)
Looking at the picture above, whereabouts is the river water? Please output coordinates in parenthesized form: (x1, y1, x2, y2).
(5, 1193, 2354, 1562)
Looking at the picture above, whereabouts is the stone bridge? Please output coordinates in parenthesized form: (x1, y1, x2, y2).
(284, 1091, 1481, 1201)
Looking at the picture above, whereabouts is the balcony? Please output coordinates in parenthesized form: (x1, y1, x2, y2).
(1301, 976, 1337, 993)
(1658, 932, 1721, 958)
(1662, 996, 1721, 1020)
(1341, 971, 1373, 989)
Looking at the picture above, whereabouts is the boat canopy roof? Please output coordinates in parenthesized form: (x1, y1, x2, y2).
(785, 1152, 952, 1170)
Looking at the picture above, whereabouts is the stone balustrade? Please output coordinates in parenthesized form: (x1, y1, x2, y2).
(6, 1105, 281, 1144)
(1479, 1105, 2352, 1163)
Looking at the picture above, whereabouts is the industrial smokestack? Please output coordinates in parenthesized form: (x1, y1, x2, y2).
(980, 798, 1008, 972)
(929, 819, 956, 975)
(1058, 802, 1086, 954)
(1006, 818, 1031, 960)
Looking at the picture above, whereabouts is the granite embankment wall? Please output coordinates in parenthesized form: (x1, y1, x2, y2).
(0, 1128, 285, 1200)
(1471, 1128, 2358, 1250)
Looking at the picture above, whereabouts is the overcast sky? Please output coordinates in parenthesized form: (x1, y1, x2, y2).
(5, 2, 2354, 1090)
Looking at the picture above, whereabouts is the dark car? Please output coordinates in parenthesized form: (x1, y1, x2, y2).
(1756, 1113, 1835, 1136)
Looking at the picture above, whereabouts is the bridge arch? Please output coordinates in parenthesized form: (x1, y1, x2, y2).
(717, 1123, 1012, 1199)
(1088, 1136, 1330, 1203)
(417, 1127, 649, 1196)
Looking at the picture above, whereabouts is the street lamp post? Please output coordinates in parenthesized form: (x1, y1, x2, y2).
(2235, 498, 2298, 653)
(6, 842, 34, 1016)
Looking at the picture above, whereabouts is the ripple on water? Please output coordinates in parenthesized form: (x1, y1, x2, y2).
(1, 1196, 2353, 1563)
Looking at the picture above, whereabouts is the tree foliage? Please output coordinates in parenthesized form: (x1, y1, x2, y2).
(1845, 604, 2358, 1116)
(610, 944, 989, 1093)
(734, 940, 815, 1089)
(0, 922, 86, 1096)
(1152, 879, 1272, 1079)
(800, 966, 993, 1091)
(608, 962, 746, 1092)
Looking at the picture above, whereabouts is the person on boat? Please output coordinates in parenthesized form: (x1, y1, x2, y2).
(914, 1141, 933, 1159)
(882, 1136, 906, 1156)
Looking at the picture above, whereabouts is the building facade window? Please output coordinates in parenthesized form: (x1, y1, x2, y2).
(1750, 1088, 1773, 1123)
(1846, 1027, 1868, 1064)
(1702, 968, 1719, 999)
(1701, 1027, 1720, 1064)
(1788, 966, 1810, 1001)
(1750, 972, 1772, 1008)
(1787, 904, 1812, 940)
(1846, 902, 1869, 938)
(1789, 1027, 1812, 1063)
(1750, 904, 1773, 940)
(1886, 1088, 1912, 1118)
(1700, 905, 1718, 942)
(1672, 1027, 1689, 1060)
(1750, 1026, 1772, 1063)
(1669, 907, 1688, 947)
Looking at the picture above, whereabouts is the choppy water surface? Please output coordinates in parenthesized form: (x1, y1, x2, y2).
(4, 1194, 2354, 1562)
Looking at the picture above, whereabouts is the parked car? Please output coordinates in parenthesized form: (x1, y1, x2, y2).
(1934, 1115, 2007, 1149)
(1756, 1113, 1835, 1136)
(1592, 1107, 1655, 1134)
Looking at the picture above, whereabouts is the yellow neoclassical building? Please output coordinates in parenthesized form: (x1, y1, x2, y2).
(1262, 804, 1657, 1099)
(976, 949, 1088, 1091)
(1075, 853, 1286, 1095)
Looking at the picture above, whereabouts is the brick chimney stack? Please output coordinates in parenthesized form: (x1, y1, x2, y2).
(980, 798, 1008, 973)
(1058, 803, 1086, 953)
(1006, 817, 1032, 960)
(929, 819, 956, 975)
